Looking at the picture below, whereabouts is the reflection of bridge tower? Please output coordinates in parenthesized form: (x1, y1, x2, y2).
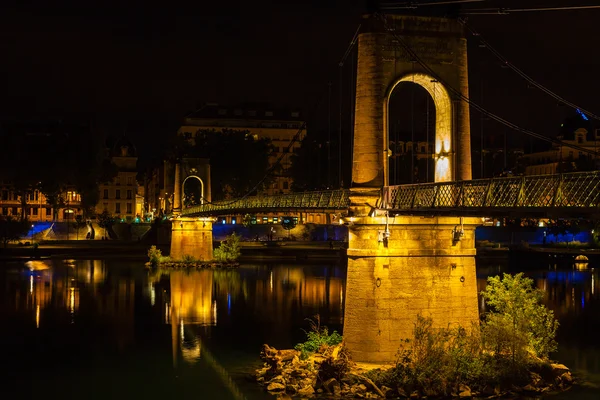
(168, 270, 216, 366)
(171, 158, 214, 261)
(344, 14, 479, 363)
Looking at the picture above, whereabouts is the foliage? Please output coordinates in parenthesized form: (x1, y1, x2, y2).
(281, 216, 296, 231)
(147, 245, 162, 266)
(214, 232, 241, 262)
(294, 315, 343, 360)
(365, 274, 559, 396)
(167, 129, 274, 199)
(0, 120, 118, 219)
(289, 134, 330, 191)
(181, 254, 197, 264)
(0, 217, 31, 248)
(481, 273, 558, 360)
(97, 210, 114, 238)
(242, 214, 255, 228)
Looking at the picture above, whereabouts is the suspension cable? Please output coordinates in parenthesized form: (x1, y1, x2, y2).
(189, 24, 362, 208)
(376, 12, 600, 157)
(459, 17, 600, 121)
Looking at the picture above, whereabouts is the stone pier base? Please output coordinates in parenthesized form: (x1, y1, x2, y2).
(170, 218, 213, 261)
(343, 216, 480, 363)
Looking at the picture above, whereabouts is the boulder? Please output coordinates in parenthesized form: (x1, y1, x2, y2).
(266, 382, 285, 392)
(297, 385, 315, 396)
(458, 384, 471, 398)
(323, 378, 341, 395)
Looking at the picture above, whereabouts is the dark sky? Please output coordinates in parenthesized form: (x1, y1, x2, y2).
(1, 0, 599, 161)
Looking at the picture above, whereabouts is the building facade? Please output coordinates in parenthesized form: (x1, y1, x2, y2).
(520, 128, 600, 175)
(96, 137, 141, 222)
(0, 186, 82, 222)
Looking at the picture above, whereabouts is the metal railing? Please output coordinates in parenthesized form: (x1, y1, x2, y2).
(382, 171, 600, 216)
(180, 172, 600, 218)
(181, 189, 350, 216)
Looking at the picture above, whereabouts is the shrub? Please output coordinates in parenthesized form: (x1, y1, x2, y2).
(295, 315, 343, 360)
(181, 254, 197, 264)
(148, 245, 162, 266)
(481, 273, 558, 361)
(214, 232, 241, 262)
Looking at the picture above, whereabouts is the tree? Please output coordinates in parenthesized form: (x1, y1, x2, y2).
(281, 216, 296, 238)
(165, 129, 274, 200)
(0, 217, 30, 247)
(214, 232, 241, 262)
(97, 210, 114, 239)
(481, 273, 558, 361)
(289, 135, 329, 191)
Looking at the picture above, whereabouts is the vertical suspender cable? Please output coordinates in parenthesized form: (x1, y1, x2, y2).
(339, 66, 343, 188)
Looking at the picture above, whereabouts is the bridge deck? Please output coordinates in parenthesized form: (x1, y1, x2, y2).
(180, 172, 600, 218)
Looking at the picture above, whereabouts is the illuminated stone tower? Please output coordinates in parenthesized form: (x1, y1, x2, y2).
(344, 14, 479, 363)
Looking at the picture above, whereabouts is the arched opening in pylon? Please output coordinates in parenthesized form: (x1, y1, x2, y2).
(385, 73, 453, 185)
(181, 175, 205, 208)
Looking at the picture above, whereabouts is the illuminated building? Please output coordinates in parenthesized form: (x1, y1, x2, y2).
(0, 187, 81, 222)
(520, 127, 600, 175)
(96, 136, 142, 222)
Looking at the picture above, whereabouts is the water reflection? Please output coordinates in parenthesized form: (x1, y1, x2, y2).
(5, 258, 597, 398)
(147, 264, 346, 367)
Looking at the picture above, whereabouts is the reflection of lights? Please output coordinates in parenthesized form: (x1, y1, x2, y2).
(269, 271, 273, 291)
(25, 260, 51, 271)
(150, 284, 155, 306)
(165, 303, 170, 324)
(592, 273, 595, 295)
(36, 305, 40, 328)
(180, 319, 184, 341)
(69, 287, 76, 321)
(212, 300, 217, 325)
(30, 275, 33, 294)
(227, 293, 231, 315)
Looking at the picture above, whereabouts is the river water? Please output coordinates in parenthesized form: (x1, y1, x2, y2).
(0, 257, 598, 399)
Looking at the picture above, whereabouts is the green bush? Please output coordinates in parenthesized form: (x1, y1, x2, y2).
(481, 273, 558, 360)
(214, 232, 241, 262)
(148, 245, 162, 266)
(181, 254, 197, 264)
(294, 316, 343, 360)
(367, 274, 560, 396)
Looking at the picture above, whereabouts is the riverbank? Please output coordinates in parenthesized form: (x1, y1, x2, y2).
(0, 240, 346, 262)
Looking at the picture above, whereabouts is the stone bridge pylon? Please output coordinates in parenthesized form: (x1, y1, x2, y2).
(170, 158, 214, 261)
(344, 14, 479, 363)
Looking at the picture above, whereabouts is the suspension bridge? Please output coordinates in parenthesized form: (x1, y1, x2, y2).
(169, 9, 600, 364)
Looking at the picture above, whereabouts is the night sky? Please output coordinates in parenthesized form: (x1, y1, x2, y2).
(1, 0, 599, 162)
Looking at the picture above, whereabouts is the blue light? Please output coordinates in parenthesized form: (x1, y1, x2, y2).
(576, 109, 589, 121)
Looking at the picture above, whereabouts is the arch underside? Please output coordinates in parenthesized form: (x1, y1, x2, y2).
(387, 73, 453, 184)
